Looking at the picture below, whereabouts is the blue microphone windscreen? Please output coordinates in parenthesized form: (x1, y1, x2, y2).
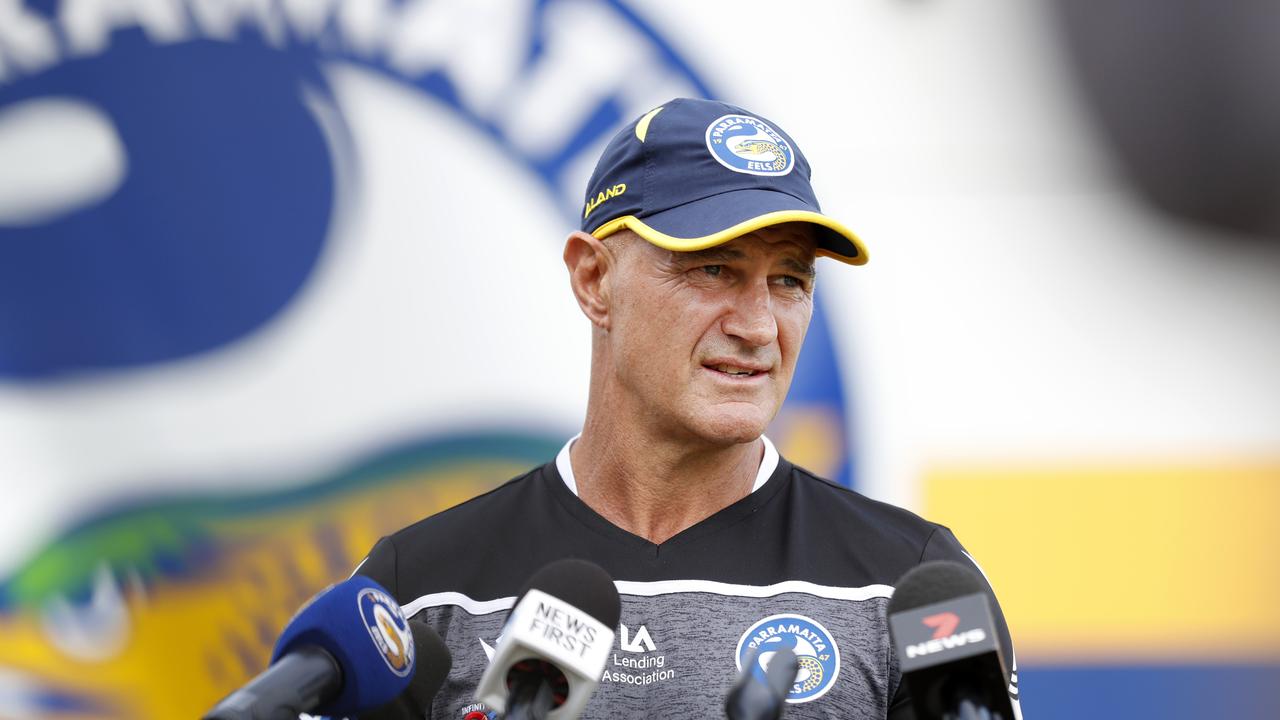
(271, 575, 414, 717)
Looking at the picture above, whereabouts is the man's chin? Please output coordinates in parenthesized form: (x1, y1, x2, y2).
(689, 407, 772, 446)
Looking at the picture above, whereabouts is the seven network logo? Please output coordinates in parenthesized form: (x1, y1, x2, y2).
(923, 611, 960, 639)
(905, 612, 987, 659)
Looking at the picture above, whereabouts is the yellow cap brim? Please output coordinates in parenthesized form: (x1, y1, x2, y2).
(591, 210, 868, 266)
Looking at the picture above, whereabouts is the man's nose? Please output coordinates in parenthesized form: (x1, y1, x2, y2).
(721, 280, 777, 347)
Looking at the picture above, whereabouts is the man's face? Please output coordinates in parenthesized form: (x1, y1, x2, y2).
(604, 223, 817, 445)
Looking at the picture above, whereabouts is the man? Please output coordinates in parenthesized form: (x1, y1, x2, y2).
(357, 98, 1020, 719)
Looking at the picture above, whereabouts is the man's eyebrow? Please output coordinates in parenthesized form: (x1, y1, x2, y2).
(779, 256, 817, 279)
(675, 246, 747, 264)
(673, 247, 816, 278)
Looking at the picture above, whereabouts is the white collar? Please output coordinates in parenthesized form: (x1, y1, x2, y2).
(554, 434, 779, 497)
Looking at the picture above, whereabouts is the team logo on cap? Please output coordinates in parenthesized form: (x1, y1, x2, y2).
(735, 614, 840, 703)
(705, 114, 796, 176)
(358, 587, 415, 677)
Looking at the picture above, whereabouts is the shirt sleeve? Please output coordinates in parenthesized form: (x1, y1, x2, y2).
(352, 536, 399, 597)
(887, 525, 1022, 720)
(349, 537, 423, 720)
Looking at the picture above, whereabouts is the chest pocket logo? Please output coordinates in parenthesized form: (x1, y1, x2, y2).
(735, 614, 841, 703)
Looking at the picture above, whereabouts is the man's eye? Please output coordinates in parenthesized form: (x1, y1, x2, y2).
(702, 265, 724, 277)
(774, 275, 802, 288)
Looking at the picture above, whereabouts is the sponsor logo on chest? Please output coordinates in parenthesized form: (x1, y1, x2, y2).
(601, 623, 675, 686)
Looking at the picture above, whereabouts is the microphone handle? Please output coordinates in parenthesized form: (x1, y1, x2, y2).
(504, 674, 556, 720)
(203, 646, 341, 720)
(942, 689, 1003, 720)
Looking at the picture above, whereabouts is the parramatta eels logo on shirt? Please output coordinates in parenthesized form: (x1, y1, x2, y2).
(705, 114, 796, 176)
(735, 614, 841, 703)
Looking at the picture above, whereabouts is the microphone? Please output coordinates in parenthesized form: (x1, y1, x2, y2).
(203, 576, 415, 720)
(359, 619, 453, 720)
(474, 558, 621, 720)
(887, 561, 1015, 720)
(725, 646, 800, 720)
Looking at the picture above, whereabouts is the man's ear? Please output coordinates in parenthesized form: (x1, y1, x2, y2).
(563, 230, 614, 330)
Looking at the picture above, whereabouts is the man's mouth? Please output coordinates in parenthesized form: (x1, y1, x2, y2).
(704, 362, 767, 377)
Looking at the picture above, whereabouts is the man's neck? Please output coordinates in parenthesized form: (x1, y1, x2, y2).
(568, 414, 765, 545)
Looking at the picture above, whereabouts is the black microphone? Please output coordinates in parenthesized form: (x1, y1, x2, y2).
(359, 619, 453, 720)
(725, 645, 800, 720)
(887, 561, 1015, 720)
(474, 558, 621, 720)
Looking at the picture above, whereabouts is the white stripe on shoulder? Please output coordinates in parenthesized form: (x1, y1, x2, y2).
(963, 550, 1020, 672)
(348, 555, 369, 579)
(401, 591, 516, 619)
(398, 578, 894, 618)
(614, 578, 893, 602)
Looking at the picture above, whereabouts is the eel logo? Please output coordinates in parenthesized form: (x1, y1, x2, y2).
(735, 614, 840, 704)
(923, 611, 960, 639)
(359, 588, 414, 677)
(705, 114, 795, 176)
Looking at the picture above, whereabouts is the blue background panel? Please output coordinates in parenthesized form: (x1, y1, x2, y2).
(1020, 663, 1280, 719)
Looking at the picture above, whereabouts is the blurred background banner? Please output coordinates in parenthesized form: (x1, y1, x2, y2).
(0, 1, 849, 717)
(0, 1, 1276, 719)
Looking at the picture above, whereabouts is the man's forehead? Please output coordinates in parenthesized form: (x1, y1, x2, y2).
(683, 224, 818, 260)
(731, 223, 817, 251)
(605, 224, 818, 268)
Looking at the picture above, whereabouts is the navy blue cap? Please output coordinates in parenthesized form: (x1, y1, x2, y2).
(580, 98, 867, 265)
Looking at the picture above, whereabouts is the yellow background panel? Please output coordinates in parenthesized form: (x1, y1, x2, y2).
(922, 461, 1280, 663)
